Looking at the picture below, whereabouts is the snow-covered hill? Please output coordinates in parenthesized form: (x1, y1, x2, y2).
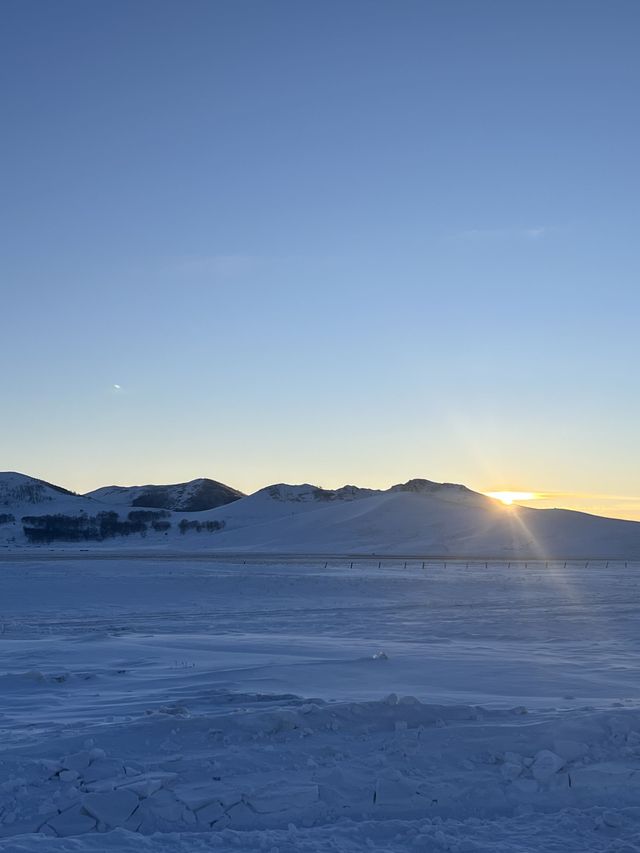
(0, 472, 102, 518)
(2, 472, 640, 558)
(192, 478, 640, 559)
(85, 477, 243, 512)
(0, 471, 77, 508)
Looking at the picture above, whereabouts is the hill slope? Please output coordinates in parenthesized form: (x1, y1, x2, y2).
(186, 479, 640, 559)
(0, 473, 107, 544)
(0, 472, 77, 507)
(85, 478, 244, 512)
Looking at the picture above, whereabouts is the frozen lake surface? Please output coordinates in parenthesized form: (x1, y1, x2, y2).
(2, 555, 640, 851)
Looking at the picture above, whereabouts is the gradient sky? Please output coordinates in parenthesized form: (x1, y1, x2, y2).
(2, 0, 639, 519)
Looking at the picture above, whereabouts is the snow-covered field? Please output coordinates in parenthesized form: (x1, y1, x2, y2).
(2, 555, 640, 851)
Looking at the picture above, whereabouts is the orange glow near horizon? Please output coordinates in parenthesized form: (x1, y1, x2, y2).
(485, 491, 538, 506)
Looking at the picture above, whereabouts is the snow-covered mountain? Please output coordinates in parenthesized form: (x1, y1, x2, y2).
(85, 477, 243, 512)
(2, 472, 640, 558)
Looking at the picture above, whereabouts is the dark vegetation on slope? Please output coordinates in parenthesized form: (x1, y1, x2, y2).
(0, 477, 77, 507)
(127, 510, 171, 522)
(21, 510, 226, 541)
(131, 478, 243, 512)
(178, 519, 225, 533)
(22, 512, 150, 542)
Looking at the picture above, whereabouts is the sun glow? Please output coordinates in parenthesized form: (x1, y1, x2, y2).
(485, 491, 537, 506)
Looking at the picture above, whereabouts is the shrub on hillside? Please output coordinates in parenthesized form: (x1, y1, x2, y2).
(178, 519, 225, 534)
(22, 512, 148, 542)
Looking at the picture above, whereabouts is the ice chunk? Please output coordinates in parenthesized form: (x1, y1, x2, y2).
(226, 801, 255, 828)
(82, 789, 139, 827)
(48, 805, 96, 836)
(84, 759, 125, 783)
(512, 778, 538, 794)
(119, 777, 164, 798)
(570, 762, 639, 794)
(553, 740, 590, 762)
(531, 750, 564, 782)
(249, 782, 319, 814)
(501, 762, 522, 781)
(374, 770, 417, 806)
(135, 788, 183, 823)
(195, 800, 225, 825)
(59, 770, 80, 783)
(61, 751, 92, 773)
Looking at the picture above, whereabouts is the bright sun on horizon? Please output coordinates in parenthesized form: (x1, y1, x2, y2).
(485, 491, 537, 506)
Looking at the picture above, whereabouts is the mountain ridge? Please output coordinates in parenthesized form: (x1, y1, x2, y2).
(1, 471, 639, 558)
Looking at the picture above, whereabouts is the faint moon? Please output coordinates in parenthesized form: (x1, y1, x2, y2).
(113, 384, 121, 390)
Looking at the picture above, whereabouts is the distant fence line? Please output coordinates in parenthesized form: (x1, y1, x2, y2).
(0, 552, 636, 570)
(230, 557, 637, 570)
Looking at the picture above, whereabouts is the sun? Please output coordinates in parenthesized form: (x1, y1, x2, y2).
(485, 491, 537, 506)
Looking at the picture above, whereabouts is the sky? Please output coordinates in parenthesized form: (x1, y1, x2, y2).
(1, 0, 639, 520)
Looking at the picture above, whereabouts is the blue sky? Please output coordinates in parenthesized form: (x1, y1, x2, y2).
(2, 0, 639, 518)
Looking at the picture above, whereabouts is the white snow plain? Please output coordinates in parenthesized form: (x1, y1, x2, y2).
(1, 554, 640, 852)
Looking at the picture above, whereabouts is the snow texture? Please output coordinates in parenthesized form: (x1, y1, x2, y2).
(2, 555, 640, 851)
